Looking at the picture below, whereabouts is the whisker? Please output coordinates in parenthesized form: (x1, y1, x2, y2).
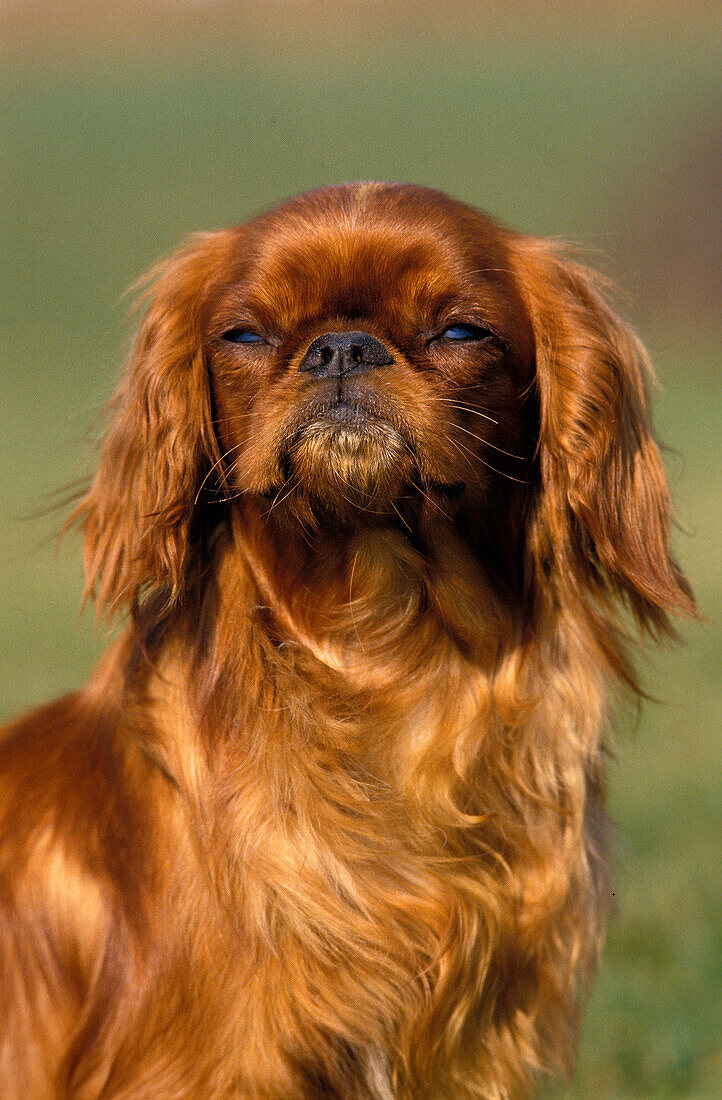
(450, 435, 528, 485)
(208, 489, 246, 504)
(193, 442, 247, 506)
(413, 482, 451, 523)
(267, 476, 301, 514)
(435, 399, 499, 426)
(451, 421, 525, 461)
(445, 436, 479, 480)
(390, 500, 413, 533)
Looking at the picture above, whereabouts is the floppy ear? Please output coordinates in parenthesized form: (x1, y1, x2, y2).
(512, 236, 696, 639)
(75, 232, 230, 619)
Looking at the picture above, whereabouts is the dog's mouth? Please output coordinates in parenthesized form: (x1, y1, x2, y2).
(277, 395, 413, 507)
(296, 398, 405, 449)
(267, 393, 466, 517)
(307, 400, 376, 427)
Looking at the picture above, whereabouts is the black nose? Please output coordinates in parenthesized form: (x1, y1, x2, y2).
(298, 331, 394, 378)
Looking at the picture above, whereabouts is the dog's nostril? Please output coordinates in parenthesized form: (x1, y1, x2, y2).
(299, 331, 394, 377)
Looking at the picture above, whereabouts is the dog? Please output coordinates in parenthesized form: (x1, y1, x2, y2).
(0, 182, 695, 1098)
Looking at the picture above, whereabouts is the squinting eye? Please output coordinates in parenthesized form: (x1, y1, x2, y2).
(441, 323, 490, 341)
(222, 329, 265, 344)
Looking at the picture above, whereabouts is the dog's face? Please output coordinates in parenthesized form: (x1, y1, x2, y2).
(80, 181, 693, 631)
(205, 183, 535, 522)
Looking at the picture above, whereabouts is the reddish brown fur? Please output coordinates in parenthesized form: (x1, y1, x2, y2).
(0, 183, 695, 1098)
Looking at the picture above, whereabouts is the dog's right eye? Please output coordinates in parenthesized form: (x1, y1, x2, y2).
(222, 329, 265, 344)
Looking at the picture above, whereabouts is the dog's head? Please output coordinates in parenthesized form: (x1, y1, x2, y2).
(79, 182, 694, 637)
(207, 183, 534, 521)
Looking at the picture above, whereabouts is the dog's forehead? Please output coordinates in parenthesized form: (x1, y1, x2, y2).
(219, 184, 523, 329)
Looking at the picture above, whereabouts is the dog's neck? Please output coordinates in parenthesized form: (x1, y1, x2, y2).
(119, 500, 511, 817)
(222, 500, 510, 677)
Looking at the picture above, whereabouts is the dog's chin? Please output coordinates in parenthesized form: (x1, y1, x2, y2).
(282, 407, 414, 517)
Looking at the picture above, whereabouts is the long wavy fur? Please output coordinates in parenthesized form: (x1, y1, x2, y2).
(0, 183, 695, 1099)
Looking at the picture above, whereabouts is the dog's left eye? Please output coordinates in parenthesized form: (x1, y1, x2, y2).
(440, 324, 490, 342)
(222, 329, 265, 344)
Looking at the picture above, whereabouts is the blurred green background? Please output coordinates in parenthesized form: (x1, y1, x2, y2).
(2, 2, 720, 1095)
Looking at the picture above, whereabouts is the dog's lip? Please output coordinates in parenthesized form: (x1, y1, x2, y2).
(278, 397, 411, 474)
(272, 400, 468, 500)
(293, 396, 395, 438)
(312, 401, 372, 425)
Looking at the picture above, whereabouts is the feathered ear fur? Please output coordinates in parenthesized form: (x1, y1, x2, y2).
(512, 237, 697, 648)
(74, 232, 231, 619)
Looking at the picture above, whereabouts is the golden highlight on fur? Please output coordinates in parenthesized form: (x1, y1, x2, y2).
(0, 183, 695, 1098)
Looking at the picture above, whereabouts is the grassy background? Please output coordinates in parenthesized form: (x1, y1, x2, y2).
(2, 3, 720, 1095)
